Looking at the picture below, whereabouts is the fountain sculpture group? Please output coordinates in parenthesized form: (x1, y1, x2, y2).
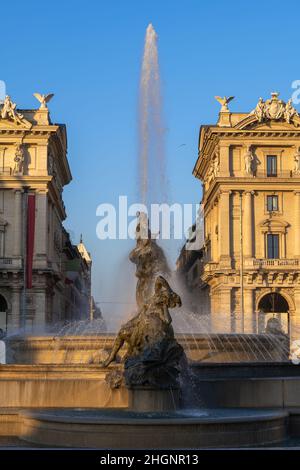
(102, 213, 185, 408)
(0, 214, 298, 448)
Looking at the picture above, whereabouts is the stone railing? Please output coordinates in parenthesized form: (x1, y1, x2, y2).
(203, 262, 219, 272)
(203, 258, 300, 273)
(0, 168, 12, 176)
(0, 258, 22, 268)
(251, 258, 300, 268)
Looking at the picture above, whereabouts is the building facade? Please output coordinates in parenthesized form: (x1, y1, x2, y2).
(192, 93, 300, 340)
(0, 94, 94, 333)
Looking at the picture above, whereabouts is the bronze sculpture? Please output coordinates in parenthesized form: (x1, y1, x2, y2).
(102, 214, 184, 388)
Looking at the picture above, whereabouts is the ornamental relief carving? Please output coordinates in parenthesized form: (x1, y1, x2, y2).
(204, 149, 219, 189)
(250, 92, 298, 124)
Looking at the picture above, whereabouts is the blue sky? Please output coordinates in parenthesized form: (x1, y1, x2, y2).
(2, 0, 300, 314)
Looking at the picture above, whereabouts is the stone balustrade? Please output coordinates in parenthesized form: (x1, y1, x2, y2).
(0, 258, 22, 268)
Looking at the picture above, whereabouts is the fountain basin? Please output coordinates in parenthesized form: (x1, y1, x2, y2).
(1, 363, 300, 409)
(19, 408, 288, 448)
(6, 333, 288, 364)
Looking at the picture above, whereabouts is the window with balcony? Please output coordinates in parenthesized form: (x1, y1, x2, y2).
(267, 233, 279, 259)
(267, 195, 278, 212)
(267, 155, 277, 177)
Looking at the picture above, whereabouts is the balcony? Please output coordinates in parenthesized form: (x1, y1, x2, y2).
(256, 170, 296, 178)
(203, 262, 219, 273)
(250, 258, 300, 269)
(202, 258, 300, 275)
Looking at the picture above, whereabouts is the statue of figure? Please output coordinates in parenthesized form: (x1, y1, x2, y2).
(251, 97, 265, 122)
(101, 216, 184, 389)
(214, 96, 235, 112)
(101, 275, 182, 366)
(129, 212, 169, 308)
(244, 146, 254, 175)
(294, 148, 300, 174)
(33, 93, 54, 110)
(13, 145, 25, 175)
(284, 98, 298, 123)
(1, 95, 23, 125)
(212, 151, 219, 177)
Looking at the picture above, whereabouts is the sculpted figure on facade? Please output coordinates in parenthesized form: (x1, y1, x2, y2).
(252, 97, 265, 122)
(250, 93, 298, 124)
(212, 150, 219, 177)
(284, 98, 298, 123)
(244, 146, 254, 175)
(1, 96, 24, 125)
(294, 147, 300, 175)
(13, 144, 25, 175)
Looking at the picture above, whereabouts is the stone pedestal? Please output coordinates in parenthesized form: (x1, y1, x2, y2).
(128, 387, 181, 412)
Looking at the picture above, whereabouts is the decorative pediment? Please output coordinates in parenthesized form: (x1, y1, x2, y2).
(0, 118, 32, 131)
(235, 93, 300, 130)
(259, 218, 289, 233)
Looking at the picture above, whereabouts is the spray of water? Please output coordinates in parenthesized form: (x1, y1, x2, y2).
(139, 23, 167, 206)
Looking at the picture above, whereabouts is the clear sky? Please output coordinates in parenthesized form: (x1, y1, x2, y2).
(2, 0, 300, 318)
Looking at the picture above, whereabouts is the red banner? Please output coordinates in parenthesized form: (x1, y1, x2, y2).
(26, 194, 36, 289)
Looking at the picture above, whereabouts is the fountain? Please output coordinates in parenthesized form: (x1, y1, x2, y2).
(0, 24, 300, 449)
(5, 216, 290, 448)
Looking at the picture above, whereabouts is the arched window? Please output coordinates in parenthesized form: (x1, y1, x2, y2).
(258, 292, 289, 334)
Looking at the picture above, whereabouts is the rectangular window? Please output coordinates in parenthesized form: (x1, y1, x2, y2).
(267, 155, 277, 176)
(267, 195, 278, 212)
(267, 234, 279, 259)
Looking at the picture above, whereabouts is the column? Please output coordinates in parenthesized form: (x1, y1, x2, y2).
(291, 290, 300, 344)
(210, 288, 231, 333)
(10, 288, 21, 332)
(34, 290, 47, 328)
(218, 191, 230, 263)
(244, 289, 255, 333)
(220, 288, 232, 333)
(294, 192, 300, 257)
(13, 190, 22, 257)
(243, 191, 253, 258)
(35, 191, 48, 268)
(218, 144, 230, 176)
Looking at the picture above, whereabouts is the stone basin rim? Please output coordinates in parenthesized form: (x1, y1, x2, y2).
(19, 408, 289, 426)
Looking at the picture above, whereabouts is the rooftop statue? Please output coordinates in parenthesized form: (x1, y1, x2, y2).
(251, 92, 299, 123)
(252, 97, 265, 123)
(0, 95, 24, 125)
(215, 95, 235, 112)
(33, 93, 54, 109)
